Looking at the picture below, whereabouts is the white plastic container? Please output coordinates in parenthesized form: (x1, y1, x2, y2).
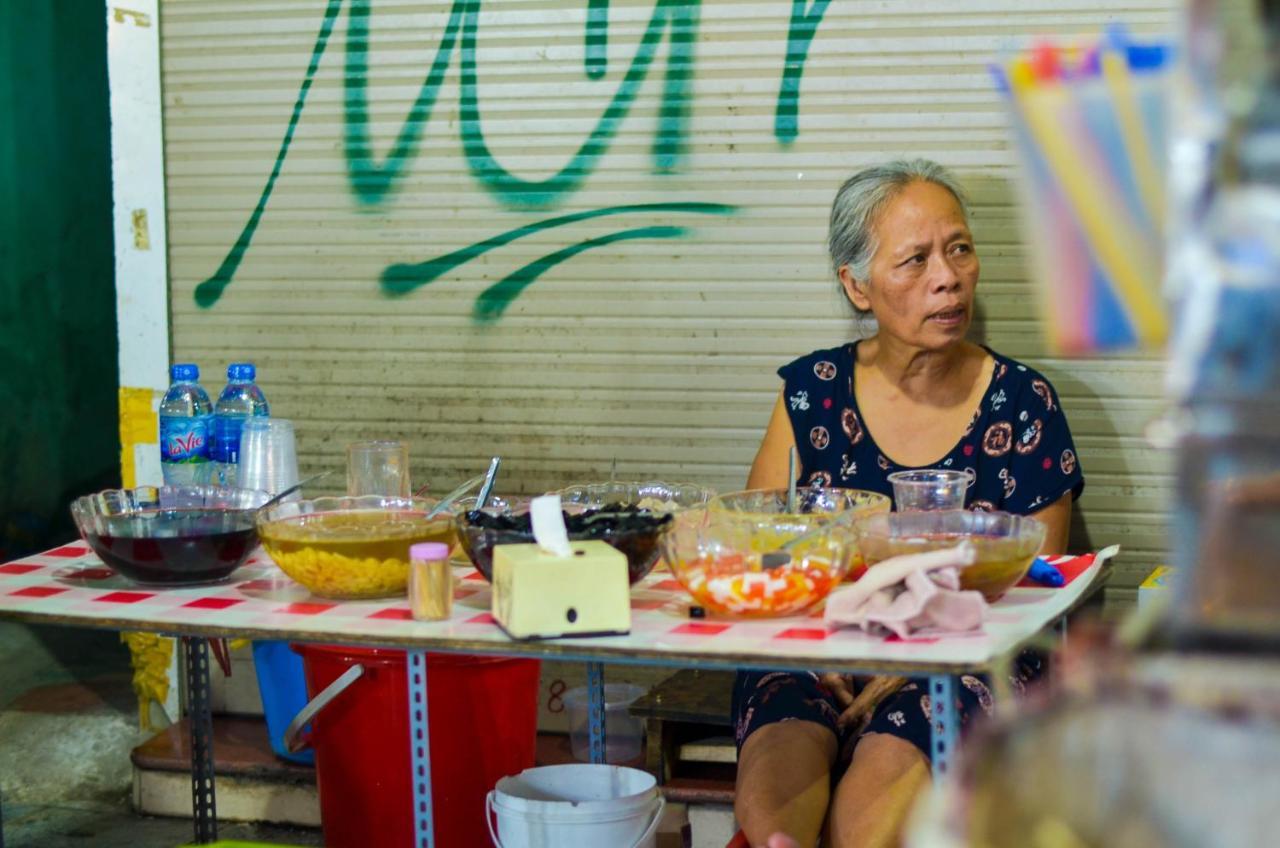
(563, 683, 646, 763)
(487, 763, 665, 848)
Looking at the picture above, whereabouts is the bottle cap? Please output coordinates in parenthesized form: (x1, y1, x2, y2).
(410, 543, 450, 563)
(171, 363, 199, 382)
(227, 362, 256, 381)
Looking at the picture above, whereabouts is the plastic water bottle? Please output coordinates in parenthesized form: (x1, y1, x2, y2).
(159, 364, 213, 486)
(211, 362, 270, 487)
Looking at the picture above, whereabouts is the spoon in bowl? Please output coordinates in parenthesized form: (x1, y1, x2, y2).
(256, 470, 333, 513)
(475, 456, 501, 510)
(422, 457, 503, 520)
(786, 447, 798, 513)
(423, 473, 486, 520)
(760, 510, 857, 571)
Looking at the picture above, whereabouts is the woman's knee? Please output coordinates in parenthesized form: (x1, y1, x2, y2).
(739, 719, 839, 771)
(849, 731, 929, 775)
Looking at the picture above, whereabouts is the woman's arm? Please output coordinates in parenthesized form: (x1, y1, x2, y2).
(747, 390, 797, 489)
(1030, 492, 1072, 556)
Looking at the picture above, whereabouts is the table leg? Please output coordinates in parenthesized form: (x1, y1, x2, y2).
(183, 637, 217, 844)
(929, 675, 959, 779)
(407, 650, 435, 848)
(586, 661, 606, 764)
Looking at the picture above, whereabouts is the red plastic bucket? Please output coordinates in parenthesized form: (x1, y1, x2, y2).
(291, 644, 540, 848)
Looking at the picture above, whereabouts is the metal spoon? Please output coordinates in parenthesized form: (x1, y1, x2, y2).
(786, 446, 798, 513)
(256, 470, 333, 512)
(423, 473, 486, 520)
(475, 456, 501, 509)
(760, 510, 857, 571)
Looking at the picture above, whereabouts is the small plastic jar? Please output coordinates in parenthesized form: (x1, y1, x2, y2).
(408, 542, 453, 621)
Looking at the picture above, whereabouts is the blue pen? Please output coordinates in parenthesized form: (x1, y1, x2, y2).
(1028, 557, 1065, 587)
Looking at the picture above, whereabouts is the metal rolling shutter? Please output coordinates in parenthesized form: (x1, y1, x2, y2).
(162, 0, 1179, 585)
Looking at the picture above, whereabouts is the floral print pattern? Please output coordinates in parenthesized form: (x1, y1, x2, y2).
(734, 652, 1046, 766)
(983, 422, 1013, 457)
(776, 342, 1083, 515)
(733, 344, 1086, 764)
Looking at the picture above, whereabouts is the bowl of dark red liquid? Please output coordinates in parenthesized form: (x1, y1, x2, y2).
(70, 485, 271, 586)
(456, 504, 673, 584)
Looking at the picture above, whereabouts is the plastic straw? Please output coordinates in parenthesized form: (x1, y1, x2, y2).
(992, 31, 1174, 354)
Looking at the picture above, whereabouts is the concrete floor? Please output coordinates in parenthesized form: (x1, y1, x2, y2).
(0, 621, 321, 847)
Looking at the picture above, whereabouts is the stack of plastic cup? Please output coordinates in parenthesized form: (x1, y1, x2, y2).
(238, 418, 300, 498)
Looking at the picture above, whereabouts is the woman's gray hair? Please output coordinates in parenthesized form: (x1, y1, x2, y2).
(827, 159, 970, 287)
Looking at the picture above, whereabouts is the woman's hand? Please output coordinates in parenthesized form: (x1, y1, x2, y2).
(820, 672, 857, 712)
(827, 674, 909, 734)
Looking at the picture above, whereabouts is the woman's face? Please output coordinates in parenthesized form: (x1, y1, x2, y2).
(841, 180, 979, 351)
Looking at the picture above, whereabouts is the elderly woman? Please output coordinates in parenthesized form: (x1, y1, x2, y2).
(734, 160, 1084, 848)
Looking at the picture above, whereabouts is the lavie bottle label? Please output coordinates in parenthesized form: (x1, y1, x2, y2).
(161, 415, 211, 464)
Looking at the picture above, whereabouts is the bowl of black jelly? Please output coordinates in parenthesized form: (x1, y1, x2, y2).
(70, 485, 271, 586)
(456, 504, 673, 584)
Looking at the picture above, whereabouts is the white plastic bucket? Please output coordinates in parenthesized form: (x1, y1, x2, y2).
(486, 763, 665, 848)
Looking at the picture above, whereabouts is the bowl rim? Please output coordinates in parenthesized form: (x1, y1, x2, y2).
(851, 508, 1048, 545)
(549, 480, 717, 504)
(454, 508, 672, 537)
(710, 486, 892, 513)
(71, 484, 273, 518)
(256, 493, 447, 527)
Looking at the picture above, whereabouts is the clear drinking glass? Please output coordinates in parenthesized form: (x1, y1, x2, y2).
(346, 440, 411, 497)
(886, 469, 974, 511)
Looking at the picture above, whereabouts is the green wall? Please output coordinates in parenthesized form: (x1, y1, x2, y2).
(0, 2, 118, 559)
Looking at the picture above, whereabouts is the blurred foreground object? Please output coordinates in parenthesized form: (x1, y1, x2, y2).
(1166, 0, 1280, 647)
(909, 652, 1280, 847)
(993, 28, 1173, 353)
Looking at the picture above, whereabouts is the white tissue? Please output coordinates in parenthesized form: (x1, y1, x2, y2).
(529, 494, 573, 558)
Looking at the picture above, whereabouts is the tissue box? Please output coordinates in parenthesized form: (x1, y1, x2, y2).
(491, 540, 631, 639)
(1138, 565, 1174, 609)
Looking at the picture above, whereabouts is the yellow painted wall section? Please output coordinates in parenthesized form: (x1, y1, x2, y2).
(118, 386, 160, 489)
(118, 387, 172, 728)
(160, 0, 1180, 586)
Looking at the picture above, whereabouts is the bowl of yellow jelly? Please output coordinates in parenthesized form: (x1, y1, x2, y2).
(257, 495, 455, 599)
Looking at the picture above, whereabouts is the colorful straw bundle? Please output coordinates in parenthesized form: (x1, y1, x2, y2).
(992, 28, 1174, 354)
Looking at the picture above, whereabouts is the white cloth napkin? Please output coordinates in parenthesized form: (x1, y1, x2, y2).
(824, 543, 988, 639)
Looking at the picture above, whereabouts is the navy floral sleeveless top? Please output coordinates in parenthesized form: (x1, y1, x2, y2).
(780, 343, 1084, 514)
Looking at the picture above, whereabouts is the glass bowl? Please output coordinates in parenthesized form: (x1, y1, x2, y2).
(851, 510, 1047, 601)
(70, 485, 270, 586)
(710, 487, 890, 518)
(456, 504, 673, 584)
(711, 487, 890, 579)
(658, 508, 855, 617)
(552, 481, 716, 515)
(256, 495, 452, 599)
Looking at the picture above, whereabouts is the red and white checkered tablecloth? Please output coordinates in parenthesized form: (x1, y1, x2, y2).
(0, 544, 1112, 674)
